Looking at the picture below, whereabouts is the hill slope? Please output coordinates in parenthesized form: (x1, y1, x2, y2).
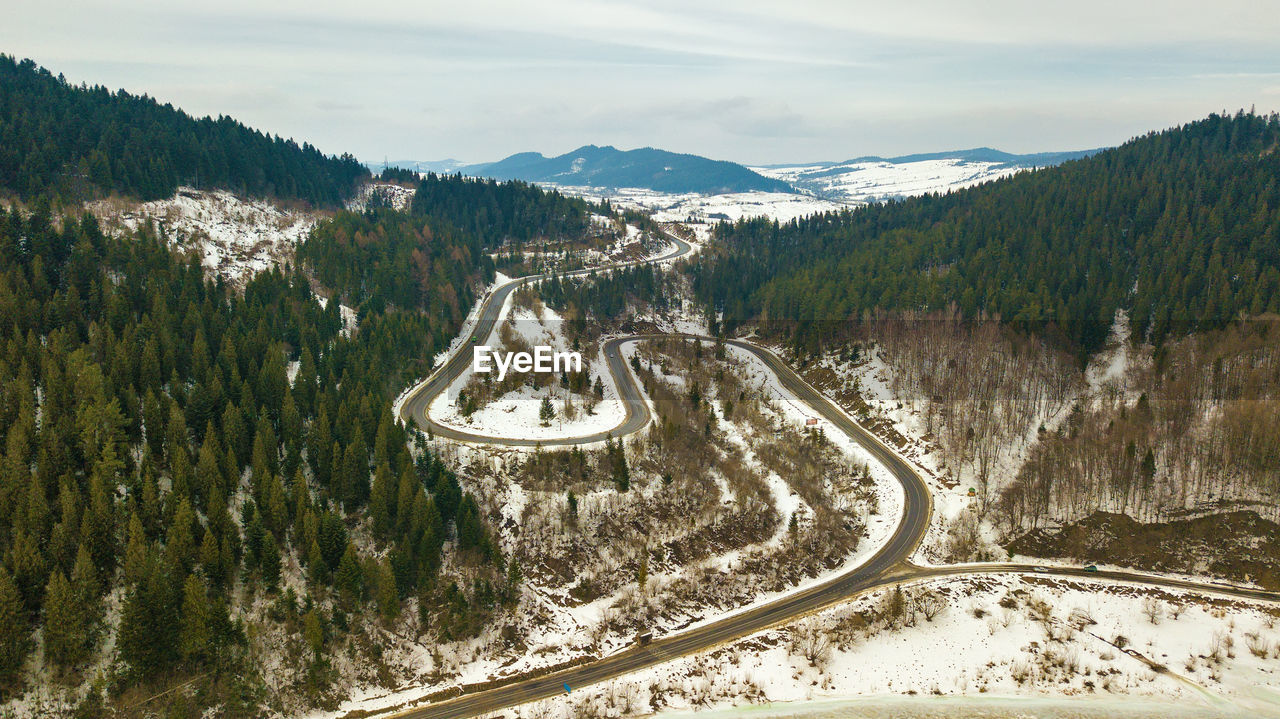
(754, 147, 1100, 202)
(0, 55, 368, 205)
(693, 112, 1280, 354)
(461, 144, 794, 194)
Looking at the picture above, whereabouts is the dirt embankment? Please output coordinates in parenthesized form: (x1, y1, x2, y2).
(1008, 510, 1280, 590)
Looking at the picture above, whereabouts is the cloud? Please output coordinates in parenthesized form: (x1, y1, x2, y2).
(3, 0, 1279, 163)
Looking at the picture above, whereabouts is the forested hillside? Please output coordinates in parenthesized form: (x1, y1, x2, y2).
(0, 206, 503, 711)
(0, 56, 368, 205)
(301, 172, 604, 319)
(410, 172, 593, 247)
(461, 144, 795, 194)
(692, 112, 1280, 579)
(692, 112, 1280, 356)
(299, 209, 494, 324)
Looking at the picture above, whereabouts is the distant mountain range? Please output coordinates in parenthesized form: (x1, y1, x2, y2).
(375, 145, 1103, 201)
(753, 147, 1102, 202)
(758, 147, 1099, 171)
(449, 145, 794, 195)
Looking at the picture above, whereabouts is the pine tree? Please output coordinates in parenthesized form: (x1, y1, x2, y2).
(263, 473, 288, 538)
(374, 559, 399, 624)
(123, 513, 148, 584)
(307, 539, 328, 585)
(196, 437, 223, 506)
(70, 544, 100, 629)
(370, 462, 393, 538)
(611, 440, 630, 492)
(82, 473, 117, 574)
(335, 545, 363, 602)
(179, 573, 211, 664)
(167, 497, 197, 573)
(342, 428, 369, 511)
(281, 392, 302, 476)
(303, 609, 324, 659)
(222, 402, 248, 467)
(43, 571, 88, 670)
(539, 395, 555, 425)
(395, 465, 416, 534)
(1141, 448, 1157, 489)
(199, 529, 221, 587)
(119, 562, 179, 675)
(260, 533, 280, 592)
(0, 568, 29, 688)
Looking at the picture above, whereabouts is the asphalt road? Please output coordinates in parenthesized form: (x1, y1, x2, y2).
(390, 333, 937, 719)
(397, 236, 691, 446)
(386, 237, 1280, 719)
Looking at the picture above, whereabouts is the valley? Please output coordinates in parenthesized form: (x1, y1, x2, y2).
(1, 30, 1280, 719)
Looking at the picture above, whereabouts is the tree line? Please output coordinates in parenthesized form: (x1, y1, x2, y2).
(0, 55, 368, 206)
(410, 172, 595, 248)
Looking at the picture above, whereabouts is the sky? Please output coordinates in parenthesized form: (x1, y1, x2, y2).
(6, 1, 1280, 165)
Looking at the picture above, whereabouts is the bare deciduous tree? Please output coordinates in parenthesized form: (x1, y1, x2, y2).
(790, 618, 833, 667)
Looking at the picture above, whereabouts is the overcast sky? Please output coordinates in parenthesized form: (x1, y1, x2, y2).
(7, 1, 1280, 164)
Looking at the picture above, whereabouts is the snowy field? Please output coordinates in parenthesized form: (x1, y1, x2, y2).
(555, 185, 855, 224)
(537, 159, 1028, 242)
(753, 158, 1022, 203)
(507, 574, 1280, 719)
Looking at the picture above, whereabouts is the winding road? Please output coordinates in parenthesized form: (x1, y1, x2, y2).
(398, 237, 691, 446)
(389, 233, 1280, 719)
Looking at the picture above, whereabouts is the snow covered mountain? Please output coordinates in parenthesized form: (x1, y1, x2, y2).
(376, 146, 1103, 228)
(753, 148, 1098, 203)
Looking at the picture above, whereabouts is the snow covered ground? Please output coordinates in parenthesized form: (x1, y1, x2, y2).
(88, 181, 418, 286)
(724, 344, 904, 574)
(346, 181, 417, 211)
(507, 574, 1280, 719)
(753, 158, 1022, 203)
(663, 696, 1265, 719)
(557, 185, 854, 223)
(89, 187, 322, 283)
(427, 295, 627, 444)
(325, 329, 910, 719)
(540, 159, 1026, 242)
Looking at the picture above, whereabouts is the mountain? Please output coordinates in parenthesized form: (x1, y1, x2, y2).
(460, 145, 795, 195)
(754, 147, 1101, 202)
(0, 55, 368, 205)
(842, 147, 1098, 167)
